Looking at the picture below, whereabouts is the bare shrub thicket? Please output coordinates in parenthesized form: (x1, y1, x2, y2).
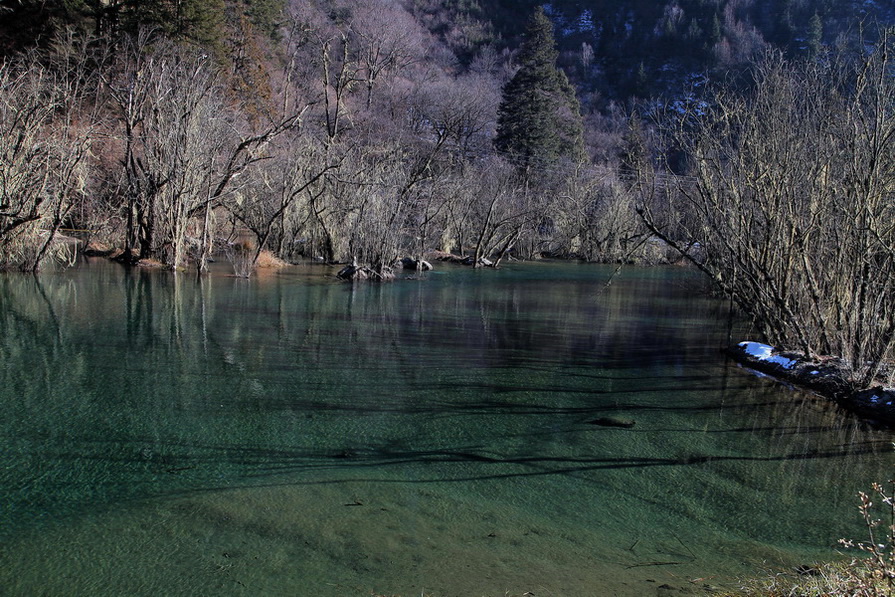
(642, 43, 895, 386)
(105, 32, 300, 270)
(0, 52, 93, 271)
(546, 165, 647, 262)
(468, 158, 532, 266)
(225, 132, 340, 274)
(0, 6, 649, 276)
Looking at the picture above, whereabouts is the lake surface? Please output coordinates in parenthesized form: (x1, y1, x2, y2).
(0, 259, 891, 596)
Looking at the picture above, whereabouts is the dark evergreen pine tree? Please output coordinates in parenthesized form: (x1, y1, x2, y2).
(709, 12, 722, 47)
(124, 0, 226, 47)
(807, 12, 823, 59)
(242, 0, 286, 39)
(494, 6, 586, 168)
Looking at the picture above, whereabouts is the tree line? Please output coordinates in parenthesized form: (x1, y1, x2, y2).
(642, 35, 895, 388)
(0, 2, 651, 278)
(3, 1, 895, 387)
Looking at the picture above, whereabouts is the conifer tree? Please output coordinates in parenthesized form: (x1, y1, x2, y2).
(493, 6, 586, 168)
(807, 12, 823, 59)
(124, 0, 226, 47)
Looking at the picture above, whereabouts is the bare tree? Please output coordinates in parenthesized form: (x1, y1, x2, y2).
(333, 139, 443, 277)
(105, 32, 300, 270)
(0, 51, 93, 271)
(318, 29, 362, 144)
(226, 133, 340, 276)
(548, 166, 645, 262)
(465, 157, 531, 267)
(349, 1, 426, 110)
(410, 73, 499, 161)
(642, 44, 895, 387)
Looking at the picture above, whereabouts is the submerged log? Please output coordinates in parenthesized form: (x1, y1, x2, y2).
(587, 417, 636, 428)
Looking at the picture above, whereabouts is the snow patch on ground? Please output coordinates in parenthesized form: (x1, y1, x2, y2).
(738, 341, 797, 369)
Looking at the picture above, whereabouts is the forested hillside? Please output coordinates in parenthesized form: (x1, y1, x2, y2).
(474, 0, 895, 103)
(5, 1, 894, 105)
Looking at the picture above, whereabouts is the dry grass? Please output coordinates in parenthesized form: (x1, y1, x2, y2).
(255, 249, 288, 268)
(135, 258, 165, 268)
(720, 560, 894, 596)
(722, 481, 895, 597)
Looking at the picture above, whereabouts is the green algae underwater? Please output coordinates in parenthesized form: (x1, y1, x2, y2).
(0, 259, 891, 596)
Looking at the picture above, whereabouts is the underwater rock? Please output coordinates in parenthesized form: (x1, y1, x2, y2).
(588, 416, 636, 428)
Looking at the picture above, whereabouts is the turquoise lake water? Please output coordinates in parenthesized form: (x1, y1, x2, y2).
(0, 259, 891, 596)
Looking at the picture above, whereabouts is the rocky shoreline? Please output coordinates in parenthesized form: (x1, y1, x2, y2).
(727, 341, 895, 425)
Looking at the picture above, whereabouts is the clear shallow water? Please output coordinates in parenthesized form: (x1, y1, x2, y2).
(0, 259, 891, 596)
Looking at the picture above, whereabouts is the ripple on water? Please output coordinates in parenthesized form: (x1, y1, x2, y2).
(0, 261, 891, 596)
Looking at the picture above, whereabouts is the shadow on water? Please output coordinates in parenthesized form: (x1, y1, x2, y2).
(1, 260, 893, 582)
(60, 429, 885, 488)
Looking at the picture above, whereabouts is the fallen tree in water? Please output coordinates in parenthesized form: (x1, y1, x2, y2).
(729, 341, 895, 425)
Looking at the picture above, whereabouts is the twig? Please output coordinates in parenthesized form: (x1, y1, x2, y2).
(672, 531, 698, 560)
(625, 561, 683, 569)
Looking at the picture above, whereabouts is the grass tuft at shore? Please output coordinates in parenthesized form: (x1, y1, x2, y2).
(723, 479, 895, 596)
